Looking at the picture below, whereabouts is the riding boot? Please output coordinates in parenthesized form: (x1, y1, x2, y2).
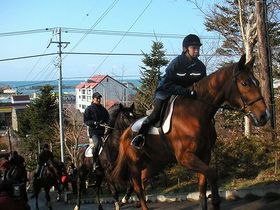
(131, 118, 151, 149)
(92, 147, 100, 172)
(131, 98, 164, 149)
(34, 165, 41, 179)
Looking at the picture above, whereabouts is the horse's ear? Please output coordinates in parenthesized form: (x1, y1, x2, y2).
(245, 56, 255, 70)
(119, 103, 123, 109)
(238, 54, 247, 70)
(130, 103, 135, 110)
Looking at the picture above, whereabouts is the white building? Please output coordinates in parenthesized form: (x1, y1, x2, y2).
(76, 75, 129, 112)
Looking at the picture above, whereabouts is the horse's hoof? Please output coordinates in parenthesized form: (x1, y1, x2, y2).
(56, 196, 61, 201)
(74, 205, 79, 210)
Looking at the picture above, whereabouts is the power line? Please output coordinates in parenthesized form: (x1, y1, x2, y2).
(0, 53, 57, 62)
(62, 27, 221, 39)
(90, 0, 153, 77)
(0, 28, 56, 37)
(63, 51, 225, 57)
(0, 51, 231, 63)
(0, 27, 222, 40)
(69, 0, 120, 53)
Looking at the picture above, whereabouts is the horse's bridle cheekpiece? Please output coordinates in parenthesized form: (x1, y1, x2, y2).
(233, 70, 264, 113)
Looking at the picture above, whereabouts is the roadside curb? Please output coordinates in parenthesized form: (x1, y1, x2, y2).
(64, 184, 280, 204)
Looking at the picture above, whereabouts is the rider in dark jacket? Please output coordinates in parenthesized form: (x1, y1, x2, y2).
(84, 92, 109, 172)
(131, 34, 207, 149)
(35, 143, 55, 178)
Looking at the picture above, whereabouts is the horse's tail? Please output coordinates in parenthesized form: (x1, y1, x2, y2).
(112, 128, 131, 183)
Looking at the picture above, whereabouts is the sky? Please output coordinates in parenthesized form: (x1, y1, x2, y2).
(0, 0, 220, 81)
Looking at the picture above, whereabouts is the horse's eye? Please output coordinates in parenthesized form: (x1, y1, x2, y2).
(129, 112, 134, 117)
(241, 81, 247, 86)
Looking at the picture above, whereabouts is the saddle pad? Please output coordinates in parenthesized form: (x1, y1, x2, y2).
(131, 96, 177, 135)
(85, 145, 93, 157)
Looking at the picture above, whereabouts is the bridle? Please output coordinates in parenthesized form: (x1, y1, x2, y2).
(195, 68, 264, 114)
(232, 70, 264, 112)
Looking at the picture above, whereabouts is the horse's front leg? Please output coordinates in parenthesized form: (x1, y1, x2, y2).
(74, 173, 81, 210)
(55, 181, 62, 201)
(179, 151, 220, 210)
(107, 181, 121, 210)
(197, 173, 207, 210)
(35, 193, 39, 210)
(44, 187, 52, 210)
(94, 174, 104, 210)
(121, 185, 134, 205)
(131, 167, 148, 210)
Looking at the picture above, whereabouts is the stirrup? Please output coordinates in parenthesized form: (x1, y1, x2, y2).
(131, 134, 145, 149)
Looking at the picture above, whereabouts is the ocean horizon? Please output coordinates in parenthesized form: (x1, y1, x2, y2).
(0, 79, 141, 96)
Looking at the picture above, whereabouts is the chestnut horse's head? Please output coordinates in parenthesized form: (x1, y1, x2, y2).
(227, 54, 270, 126)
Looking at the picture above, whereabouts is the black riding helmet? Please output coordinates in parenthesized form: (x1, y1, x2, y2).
(183, 34, 202, 48)
(43, 143, 49, 150)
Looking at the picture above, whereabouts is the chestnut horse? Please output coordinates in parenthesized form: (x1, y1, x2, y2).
(112, 54, 270, 210)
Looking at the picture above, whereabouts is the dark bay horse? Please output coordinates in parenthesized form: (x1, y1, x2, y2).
(112, 54, 270, 210)
(0, 158, 30, 210)
(33, 161, 62, 210)
(74, 103, 136, 210)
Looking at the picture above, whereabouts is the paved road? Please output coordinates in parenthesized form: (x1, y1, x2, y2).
(28, 192, 280, 210)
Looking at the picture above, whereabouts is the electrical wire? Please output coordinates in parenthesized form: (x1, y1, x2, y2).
(68, 0, 120, 53)
(90, 0, 153, 77)
(0, 53, 57, 62)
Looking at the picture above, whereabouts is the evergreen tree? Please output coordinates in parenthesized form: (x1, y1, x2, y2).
(135, 41, 169, 116)
(18, 85, 59, 169)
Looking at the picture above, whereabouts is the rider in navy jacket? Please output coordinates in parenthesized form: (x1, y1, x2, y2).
(131, 34, 206, 149)
(84, 92, 109, 172)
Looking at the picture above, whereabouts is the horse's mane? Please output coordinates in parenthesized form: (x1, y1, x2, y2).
(107, 103, 122, 127)
(194, 61, 237, 94)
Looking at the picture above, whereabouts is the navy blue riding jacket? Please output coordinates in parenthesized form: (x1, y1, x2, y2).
(84, 103, 109, 137)
(155, 53, 206, 100)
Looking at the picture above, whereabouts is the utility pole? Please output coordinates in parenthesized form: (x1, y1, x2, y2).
(48, 28, 70, 162)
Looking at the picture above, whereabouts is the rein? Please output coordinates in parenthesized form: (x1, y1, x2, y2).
(194, 68, 264, 114)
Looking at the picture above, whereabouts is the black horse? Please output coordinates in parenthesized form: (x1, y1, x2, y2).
(74, 103, 136, 210)
(32, 160, 62, 210)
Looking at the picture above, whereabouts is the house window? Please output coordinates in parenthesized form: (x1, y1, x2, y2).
(79, 104, 81, 107)
(87, 89, 91, 95)
(79, 95, 81, 99)
(82, 89, 85, 94)
(87, 96, 91, 102)
(82, 105, 86, 109)
(82, 95, 86, 101)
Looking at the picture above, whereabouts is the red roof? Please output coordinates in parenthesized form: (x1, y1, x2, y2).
(75, 75, 126, 90)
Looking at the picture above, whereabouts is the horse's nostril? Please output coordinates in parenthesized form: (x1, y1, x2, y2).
(260, 112, 269, 124)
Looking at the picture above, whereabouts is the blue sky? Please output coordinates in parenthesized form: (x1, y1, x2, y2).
(0, 0, 219, 81)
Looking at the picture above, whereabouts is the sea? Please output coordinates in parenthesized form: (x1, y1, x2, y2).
(0, 79, 141, 96)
